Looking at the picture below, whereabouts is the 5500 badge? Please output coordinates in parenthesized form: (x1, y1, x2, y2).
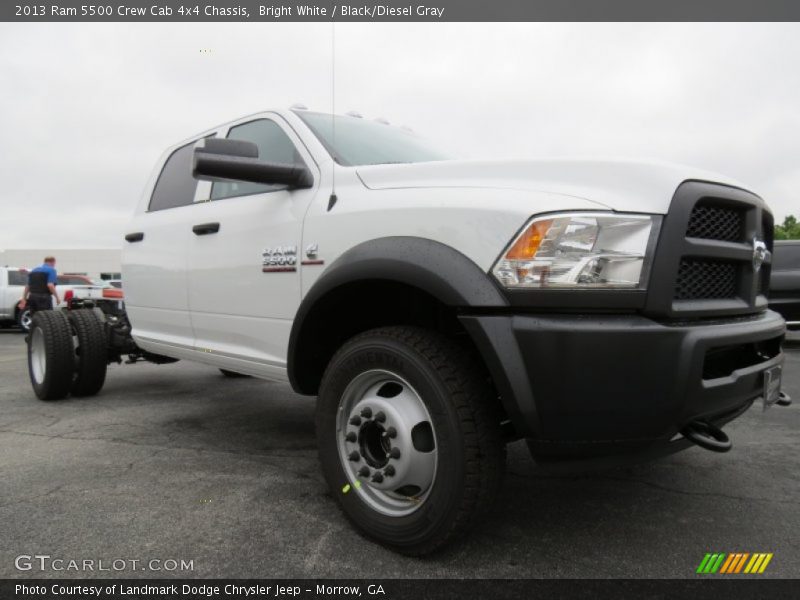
(261, 244, 325, 272)
(262, 246, 297, 273)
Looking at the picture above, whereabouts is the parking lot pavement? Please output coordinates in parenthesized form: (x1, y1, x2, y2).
(1, 329, 798, 579)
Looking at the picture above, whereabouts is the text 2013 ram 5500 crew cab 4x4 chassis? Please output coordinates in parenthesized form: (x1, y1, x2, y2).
(26, 108, 792, 555)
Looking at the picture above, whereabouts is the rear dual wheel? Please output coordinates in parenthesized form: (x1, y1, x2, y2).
(316, 326, 505, 555)
(28, 311, 74, 400)
(27, 309, 107, 401)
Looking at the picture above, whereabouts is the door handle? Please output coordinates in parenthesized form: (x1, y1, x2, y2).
(192, 222, 220, 235)
(125, 232, 144, 243)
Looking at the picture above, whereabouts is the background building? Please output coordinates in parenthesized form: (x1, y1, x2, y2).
(0, 249, 121, 280)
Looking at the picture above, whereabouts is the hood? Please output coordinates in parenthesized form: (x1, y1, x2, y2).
(355, 158, 752, 214)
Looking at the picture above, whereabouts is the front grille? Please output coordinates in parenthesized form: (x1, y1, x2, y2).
(645, 182, 773, 319)
(686, 204, 744, 242)
(674, 260, 738, 300)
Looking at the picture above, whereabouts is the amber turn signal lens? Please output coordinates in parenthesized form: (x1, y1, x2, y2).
(505, 219, 553, 260)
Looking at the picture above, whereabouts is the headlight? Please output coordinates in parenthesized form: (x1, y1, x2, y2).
(492, 212, 661, 289)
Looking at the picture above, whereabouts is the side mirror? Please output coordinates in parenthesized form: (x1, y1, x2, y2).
(192, 138, 313, 189)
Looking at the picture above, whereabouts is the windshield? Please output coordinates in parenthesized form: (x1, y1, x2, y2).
(295, 111, 451, 166)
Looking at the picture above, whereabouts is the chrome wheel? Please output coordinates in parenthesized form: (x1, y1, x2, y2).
(336, 369, 437, 517)
(30, 327, 46, 385)
(20, 309, 32, 332)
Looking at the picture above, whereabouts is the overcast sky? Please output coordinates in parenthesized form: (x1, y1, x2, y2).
(0, 22, 798, 249)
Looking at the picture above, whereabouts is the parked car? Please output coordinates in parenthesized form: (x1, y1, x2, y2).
(769, 240, 800, 330)
(0, 267, 30, 330)
(25, 108, 791, 554)
(0, 269, 117, 333)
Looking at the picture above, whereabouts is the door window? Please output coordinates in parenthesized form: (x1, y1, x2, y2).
(7, 271, 27, 286)
(211, 119, 303, 200)
(149, 141, 203, 211)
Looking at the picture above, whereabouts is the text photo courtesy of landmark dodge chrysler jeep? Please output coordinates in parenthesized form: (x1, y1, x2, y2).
(25, 108, 792, 555)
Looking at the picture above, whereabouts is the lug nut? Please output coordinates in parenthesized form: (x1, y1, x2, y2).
(384, 465, 395, 477)
(358, 466, 370, 477)
(348, 451, 360, 462)
(349, 416, 361, 426)
(345, 432, 357, 443)
(374, 411, 386, 423)
(383, 427, 397, 439)
(360, 407, 372, 419)
(388, 448, 401, 459)
(371, 472, 384, 483)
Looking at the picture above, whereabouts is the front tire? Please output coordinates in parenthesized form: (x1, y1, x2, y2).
(28, 311, 74, 401)
(316, 326, 505, 555)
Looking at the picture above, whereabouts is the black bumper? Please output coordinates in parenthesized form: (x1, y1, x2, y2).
(768, 297, 800, 329)
(460, 309, 786, 462)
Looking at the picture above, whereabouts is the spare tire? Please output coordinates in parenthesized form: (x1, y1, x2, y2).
(68, 309, 108, 397)
(28, 311, 74, 401)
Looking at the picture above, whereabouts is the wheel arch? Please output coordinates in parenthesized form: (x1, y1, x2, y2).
(287, 237, 508, 395)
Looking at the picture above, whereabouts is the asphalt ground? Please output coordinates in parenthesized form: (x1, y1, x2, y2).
(1, 329, 798, 579)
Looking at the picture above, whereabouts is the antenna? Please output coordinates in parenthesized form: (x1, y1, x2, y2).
(329, 22, 338, 212)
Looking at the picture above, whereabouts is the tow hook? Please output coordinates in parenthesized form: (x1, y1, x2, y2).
(776, 391, 792, 407)
(680, 421, 732, 453)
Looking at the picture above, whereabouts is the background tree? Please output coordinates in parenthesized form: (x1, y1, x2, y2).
(775, 215, 800, 240)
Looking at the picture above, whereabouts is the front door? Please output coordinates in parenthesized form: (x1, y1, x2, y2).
(185, 115, 319, 379)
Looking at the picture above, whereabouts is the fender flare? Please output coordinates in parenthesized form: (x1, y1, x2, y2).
(287, 236, 508, 393)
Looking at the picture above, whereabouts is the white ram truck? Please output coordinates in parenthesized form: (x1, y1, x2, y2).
(26, 108, 792, 555)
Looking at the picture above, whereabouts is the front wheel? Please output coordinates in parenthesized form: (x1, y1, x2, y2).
(316, 326, 505, 555)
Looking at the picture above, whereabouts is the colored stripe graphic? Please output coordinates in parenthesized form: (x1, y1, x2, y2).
(697, 554, 712, 574)
(700, 552, 774, 574)
(710, 554, 726, 573)
(758, 554, 773, 573)
(698, 553, 726, 574)
(719, 554, 736, 574)
(745, 554, 760, 573)
(734, 553, 749, 573)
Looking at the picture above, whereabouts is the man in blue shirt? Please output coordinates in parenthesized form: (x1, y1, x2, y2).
(18, 256, 60, 315)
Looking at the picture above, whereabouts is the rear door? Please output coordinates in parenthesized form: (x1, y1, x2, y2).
(123, 138, 212, 351)
(185, 115, 319, 377)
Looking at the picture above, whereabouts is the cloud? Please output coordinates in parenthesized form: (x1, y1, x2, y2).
(0, 22, 798, 249)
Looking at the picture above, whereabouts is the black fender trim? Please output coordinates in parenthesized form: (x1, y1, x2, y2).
(458, 315, 540, 438)
(287, 236, 508, 394)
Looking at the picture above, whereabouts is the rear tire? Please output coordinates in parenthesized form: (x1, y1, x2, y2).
(219, 369, 251, 378)
(68, 309, 108, 397)
(28, 311, 74, 401)
(316, 326, 505, 555)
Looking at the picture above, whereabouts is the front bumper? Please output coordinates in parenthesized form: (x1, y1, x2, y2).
(460, 309, 786, 462)
(768, 296, 800, 330)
